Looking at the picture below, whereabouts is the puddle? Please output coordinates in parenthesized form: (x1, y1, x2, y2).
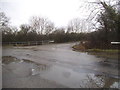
(39, 65, 119, 88)
(2, 56, 21, 64)
(2, 56, 49, 77)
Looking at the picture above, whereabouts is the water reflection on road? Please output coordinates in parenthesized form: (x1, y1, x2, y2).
(2, 43, 120, 88)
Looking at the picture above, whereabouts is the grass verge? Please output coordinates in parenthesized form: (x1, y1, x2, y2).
(72, 44, 119, 60)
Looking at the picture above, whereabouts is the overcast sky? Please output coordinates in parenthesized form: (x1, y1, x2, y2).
(0, 0, 96, 28)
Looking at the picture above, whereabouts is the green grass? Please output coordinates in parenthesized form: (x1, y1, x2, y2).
(87, 49, 120, 53)
(87, 49, 119, 60)
(72, 44, 119, 59)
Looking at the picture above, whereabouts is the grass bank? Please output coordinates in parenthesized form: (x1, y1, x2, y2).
(72, 44, 119, 60)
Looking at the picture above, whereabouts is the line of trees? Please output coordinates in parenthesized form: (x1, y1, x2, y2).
(1, 0, 120, 49)
(1, 12, 87, 43)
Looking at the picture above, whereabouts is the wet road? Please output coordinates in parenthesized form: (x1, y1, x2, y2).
(2, 43, 120, 88)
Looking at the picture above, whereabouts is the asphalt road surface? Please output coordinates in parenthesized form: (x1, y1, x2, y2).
(2, 43, 119, 88)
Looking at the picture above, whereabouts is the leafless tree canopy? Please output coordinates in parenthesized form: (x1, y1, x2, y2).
(67, 18, 87, 33)
(29, 16, 54, 35)
(0, 12, 9, 27)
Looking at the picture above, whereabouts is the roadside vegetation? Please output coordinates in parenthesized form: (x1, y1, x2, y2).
(73, 44, 119, 59)
(72, 0, 120, 59)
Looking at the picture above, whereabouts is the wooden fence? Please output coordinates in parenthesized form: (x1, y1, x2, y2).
(2, 40, 54, 46)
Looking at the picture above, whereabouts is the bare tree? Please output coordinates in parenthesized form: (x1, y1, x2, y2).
(19, 24, 30, 35)
(0, 12, 9, 27)
(30, 16, 54, 35)
(67, 18, 87, 33)
(81, 0, 119, 30)
(0, 11, 10, 42)
(44, 21, 54, 35)
(67, 18, 80, 33)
